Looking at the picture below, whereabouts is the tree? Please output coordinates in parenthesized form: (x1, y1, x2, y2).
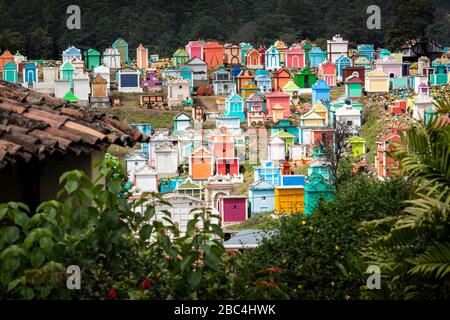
(189, 16, 223, 42)
(229, 21, 258, 44)
(426, 16, 450, 48)
(0, 161, 230, 299)
(233, 175, 410, 299)
(314, 38, 327, 50)
(385, 0, 436, 51)
(315, 119, 354, 189)
(0, 31, 26, 53)
(27, 28, 53, 59)
(0, 0, 449, 59)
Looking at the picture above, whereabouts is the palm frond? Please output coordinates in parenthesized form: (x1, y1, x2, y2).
(407, 242, 450, 279)
(373, 225, 419, 250)
(433, 95, 450, 114)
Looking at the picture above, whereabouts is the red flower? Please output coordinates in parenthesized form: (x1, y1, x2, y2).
(141, 279, 153, 290)
(264, 267, 282, 273)
(255, 280, 277, 288)
(107, 288, 117, 299)
(255, 281, 268, 287)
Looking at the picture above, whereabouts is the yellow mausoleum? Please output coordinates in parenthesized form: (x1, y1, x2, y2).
(275, 187, 305, 214)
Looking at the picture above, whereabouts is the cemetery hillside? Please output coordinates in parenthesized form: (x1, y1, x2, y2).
(0, 0, 449, 303)
(1, 0, 450, 58)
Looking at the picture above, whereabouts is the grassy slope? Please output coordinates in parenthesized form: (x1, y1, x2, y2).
(234, 163, 254, 196)
(224, 212, 278, 231)
(330, 86, 345, 101)
(103, 106, 177, 127)
(360, 100, 415, 167)
(100, 92, 178, 162)
(361, 102, 383, 165)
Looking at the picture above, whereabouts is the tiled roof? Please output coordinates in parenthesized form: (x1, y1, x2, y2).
(345, 75, 363, 83)
(266, 91, 290, 98)
(204, 41, 223, 48)
(177, 180, 201, 189)
(0, 80, 149, 170)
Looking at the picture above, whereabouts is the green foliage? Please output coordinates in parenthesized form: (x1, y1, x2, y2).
(360, 97, 450, 300)
(0, 167, 145, 299)
(28, 27, 53, 59)
(233, 175, 411, 299)
(407, 242, 450, 279)
(103, 153, 128, 186)
(131, 208, 233, 299)
(385, 0, 437, 49)
(361, 102, 383, 165)
(102, 106, 176, 129)
(0, 31, 26, 54)
(226, 212, 277, 231)
(0, 162, 228, 299)
(3, 160, 409, 300)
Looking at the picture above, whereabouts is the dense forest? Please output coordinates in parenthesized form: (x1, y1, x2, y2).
(0, 0, 449, 59)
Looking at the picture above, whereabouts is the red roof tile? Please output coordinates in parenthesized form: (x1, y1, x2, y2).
(0, 80, 149, 170)
(377, 132, 400, 143)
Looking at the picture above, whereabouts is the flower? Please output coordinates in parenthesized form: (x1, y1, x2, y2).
(345, 295, 351, 300)
(301, 221, 306, 225)
(141, 279, 153, 290)
(335, 245, 340, 251)
(107, 288, 117, 299)
(256, 280, 277, 288)
(264, 267, 282, 273)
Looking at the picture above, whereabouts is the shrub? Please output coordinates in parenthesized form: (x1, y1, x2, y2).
(0, 162, 229, 299)
(233, 175, 411, 299)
